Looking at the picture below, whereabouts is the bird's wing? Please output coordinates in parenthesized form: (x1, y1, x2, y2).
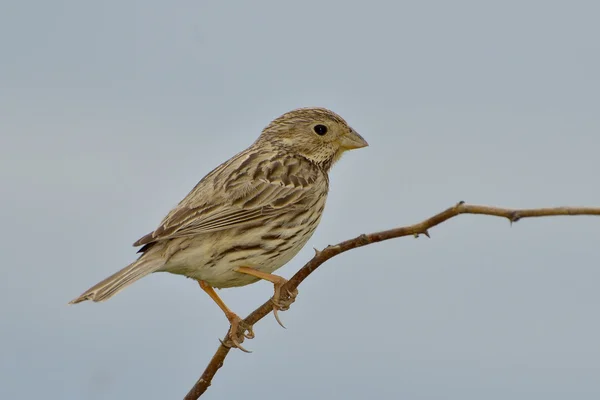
(133, 150, 322, 247)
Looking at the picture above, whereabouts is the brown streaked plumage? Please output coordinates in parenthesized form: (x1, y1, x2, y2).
(69, 107, 368, 351)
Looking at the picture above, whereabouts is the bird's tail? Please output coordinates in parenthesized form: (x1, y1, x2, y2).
(69, 255, 164, 304)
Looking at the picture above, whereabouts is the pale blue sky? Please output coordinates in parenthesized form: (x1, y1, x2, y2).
(1, 1, 599, 399)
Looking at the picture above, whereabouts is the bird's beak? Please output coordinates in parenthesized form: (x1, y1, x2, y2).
(339, 128, 369, 150)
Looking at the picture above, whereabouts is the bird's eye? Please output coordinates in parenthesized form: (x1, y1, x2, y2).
(313, 124, 328, 136)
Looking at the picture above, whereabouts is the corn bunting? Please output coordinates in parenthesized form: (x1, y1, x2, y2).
(70, 107, 368, 351)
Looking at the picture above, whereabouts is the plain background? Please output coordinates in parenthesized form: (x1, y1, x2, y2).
(1, 1, 599, 399)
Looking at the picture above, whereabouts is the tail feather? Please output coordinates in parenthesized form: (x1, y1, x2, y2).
(69, 256, 164, 304)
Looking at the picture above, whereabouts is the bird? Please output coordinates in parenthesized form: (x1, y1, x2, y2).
(69, 107, 368, 351)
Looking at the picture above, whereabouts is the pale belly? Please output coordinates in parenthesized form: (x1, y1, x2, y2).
(160, 220, 319, 288)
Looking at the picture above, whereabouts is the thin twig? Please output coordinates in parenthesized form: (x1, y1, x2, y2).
(183, 202, 600, 399)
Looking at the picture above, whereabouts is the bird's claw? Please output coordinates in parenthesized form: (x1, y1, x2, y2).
(271, 281, 298, 329)
(222, 314, 254, 353)
(273, 288, 298, 311)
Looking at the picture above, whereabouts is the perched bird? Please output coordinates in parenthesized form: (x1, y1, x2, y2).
(70, 107, 368, 351)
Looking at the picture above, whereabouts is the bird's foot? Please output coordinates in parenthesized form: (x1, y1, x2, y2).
(271, 278, 299, 329)
(232, 267, 298, 329)
(220, 313, 255, 353)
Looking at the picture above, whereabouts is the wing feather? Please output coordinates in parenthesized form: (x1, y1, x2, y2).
(133, 149, 323, 247)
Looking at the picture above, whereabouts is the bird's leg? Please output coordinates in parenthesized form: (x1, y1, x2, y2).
(234, 266, 298, 328)
(197, 280, 254, 353)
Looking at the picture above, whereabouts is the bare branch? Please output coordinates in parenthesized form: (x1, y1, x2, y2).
(183, 202, 600, 399)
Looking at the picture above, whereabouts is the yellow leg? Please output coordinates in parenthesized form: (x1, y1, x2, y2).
(234, 267, 298, 328)
(197, 280, 254, 352)
(197, 280, 237, 320)
(235, 266, 287, 286)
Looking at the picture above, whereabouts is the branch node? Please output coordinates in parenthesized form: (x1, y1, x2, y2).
(323, 244, 340, 253)
(413, 230, 430, 238)
(357, 234, 370, 245)
(508, 212, 522, 224)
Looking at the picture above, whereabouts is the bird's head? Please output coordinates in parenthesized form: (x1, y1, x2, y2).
(257, 107, 368, 170)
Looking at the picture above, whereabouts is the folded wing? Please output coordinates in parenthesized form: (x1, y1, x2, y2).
(134, 150, 322, 247)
